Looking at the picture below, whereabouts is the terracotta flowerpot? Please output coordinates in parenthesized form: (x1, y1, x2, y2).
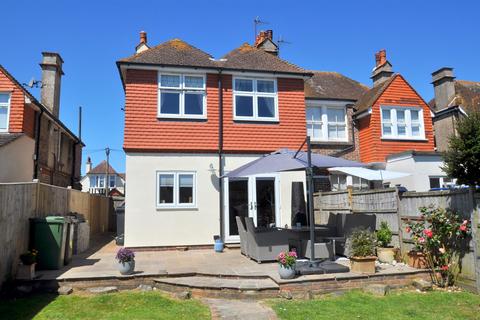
(377, 247, 396, 264)
(350, 256, 377, 274)
(407, 251, 427, 269)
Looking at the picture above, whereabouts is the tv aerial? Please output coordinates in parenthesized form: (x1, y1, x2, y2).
(277, 35, 292, 56)
(23, 77, 43, 88)
(253, 16, 269, 40)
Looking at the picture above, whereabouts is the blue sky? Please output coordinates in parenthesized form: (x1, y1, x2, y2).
(1, 0, 478, 174)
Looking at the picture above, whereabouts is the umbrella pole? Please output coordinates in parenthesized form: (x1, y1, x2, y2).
(306, 136, 315, 263)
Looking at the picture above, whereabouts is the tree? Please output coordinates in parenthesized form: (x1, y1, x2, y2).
(442, 111, 480, 186)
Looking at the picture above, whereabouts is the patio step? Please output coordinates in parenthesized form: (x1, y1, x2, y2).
(154, 275, 279, 291)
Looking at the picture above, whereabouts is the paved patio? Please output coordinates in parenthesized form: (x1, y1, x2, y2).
(36, 234, 427, 288)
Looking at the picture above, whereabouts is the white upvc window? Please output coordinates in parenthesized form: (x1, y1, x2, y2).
(158, 73, 206, 119)
(156, 171, 196, 208)
(233, 77, 278, 121)
(0, 93, 11, 132)
(429, 176, 456, 189)
(90, 175, 105, 188)
(381, 106, 425, 139)
(306, 105, 347, 142)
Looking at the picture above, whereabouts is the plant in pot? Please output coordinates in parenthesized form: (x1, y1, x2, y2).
(17, 250, 38, 280)
(276, 250, 297, 279)
(116, 248, 135, 275)
(376, 221, 396, 264)
(348, 228, 377, 274)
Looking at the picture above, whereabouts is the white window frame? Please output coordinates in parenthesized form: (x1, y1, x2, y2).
(380, 106, 425, 140)
(0, 92, 11, 133)
(306, 103, 348, 142)
(429, 176, 456, 189)
(109, 175, 116, 188)
(157, 73, 207, 119)
(156, 171, 197, 209)
(233, 77, 278, 122)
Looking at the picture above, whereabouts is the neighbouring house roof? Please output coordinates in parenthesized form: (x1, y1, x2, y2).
(304, 71, 368, 101)
(87, 160, 124, 177)
(429, 80, 480, 113)
(117, 39, 311, 82)
(0, 133, 24, 147)
(0, 64, 84, 146)
(354, 75, 397, 114)
(386, 150, 443, 161)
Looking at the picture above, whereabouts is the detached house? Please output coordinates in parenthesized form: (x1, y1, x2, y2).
(0, 53, 83, 188)
(118, 31, 312, 247)
(81, 157, 126, 196)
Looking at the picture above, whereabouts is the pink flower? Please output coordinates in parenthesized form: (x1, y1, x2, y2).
(459, 224, 467, 232)
(289, 251, 297, 258)
(463, 220, 468, 225)
(423, 229, 433, 238)
(281, 258, 286, 265)
(278, 252, 285, 259)
(440, 265, 449, 271)
(405, 227, 411, 233)
(418, 237, 426, 244)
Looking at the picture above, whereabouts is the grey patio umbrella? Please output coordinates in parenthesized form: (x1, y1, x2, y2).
(224, 149, 364, 178)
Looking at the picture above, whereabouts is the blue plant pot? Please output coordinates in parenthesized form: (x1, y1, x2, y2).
(118, 260, 135, 275)
(214, 240, 224, 252)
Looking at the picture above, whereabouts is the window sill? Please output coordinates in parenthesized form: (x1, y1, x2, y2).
(311, 140, 351, 145)
(381, 137, 428, 142)
(233, 118, 279, 124)
(156, 206, 198, 211)
(157, 115, 207, 121)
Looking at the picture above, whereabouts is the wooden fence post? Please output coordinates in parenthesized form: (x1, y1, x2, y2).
(469, 189, 480, 294)
(394, 187, 405, 255)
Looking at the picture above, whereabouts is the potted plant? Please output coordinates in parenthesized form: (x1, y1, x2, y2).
(348, 228, 377, 274)
(17, 250, 38, 280)
(276, 250, 297, 279)
(405, 224, 428, 269)
(116, 248, 135, 275)
(376, 221, 395, 264)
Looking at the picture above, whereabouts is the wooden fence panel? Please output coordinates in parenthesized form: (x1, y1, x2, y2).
(0, 182, 113, 289)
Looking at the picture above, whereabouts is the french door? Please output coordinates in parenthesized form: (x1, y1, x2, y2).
(224, 175, 280, 243)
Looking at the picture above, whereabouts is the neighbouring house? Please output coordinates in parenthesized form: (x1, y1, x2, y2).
(80, 157, 126, 196)
(0, 53, 83, 188)
(304, 71, 368, 191)
(118, 31, 313, 247)
(429, 67, 480, 152)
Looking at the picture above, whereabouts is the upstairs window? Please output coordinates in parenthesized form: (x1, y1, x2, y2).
(381, 106, 425, 139)
(306, 105, 347, 142)
(0, 93, 11, 132)
(158, 74, 206, 119)
(233, 78, 278, 121)
(156, 171, 196, 208)
(109, 175, 116, 188)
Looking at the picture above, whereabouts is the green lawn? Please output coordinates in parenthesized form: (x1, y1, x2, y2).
(0, 291, 211, 320)
(271, 290, 480, 320)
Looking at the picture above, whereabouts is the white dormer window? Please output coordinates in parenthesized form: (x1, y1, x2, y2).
(380, 106, 425, 140)
(158, 73, 206, 119)
(233, 78, 278, 121)
(0, 93, 11, 132)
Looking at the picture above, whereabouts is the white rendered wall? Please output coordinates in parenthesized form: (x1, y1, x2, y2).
(125, 153, 306, 247)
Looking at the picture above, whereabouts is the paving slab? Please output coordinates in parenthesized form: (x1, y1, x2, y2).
(203, 298, 277, 320)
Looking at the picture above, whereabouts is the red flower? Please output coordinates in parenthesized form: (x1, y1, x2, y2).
(459, 224, 467, 232)
(440, 265, 449, 271)
(423, 229, 433, 238)
(405, 227, 411, 233)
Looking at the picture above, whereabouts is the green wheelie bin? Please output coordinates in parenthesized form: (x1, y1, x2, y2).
(30, 216, 68, 270)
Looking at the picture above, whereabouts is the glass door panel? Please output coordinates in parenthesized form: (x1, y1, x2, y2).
(227, 179, 249, 236)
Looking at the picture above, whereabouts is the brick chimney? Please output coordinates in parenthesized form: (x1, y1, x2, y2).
(85, 156, 92, 173)
(431, 67, 456, 110)
(135, 31, 150, 54)
(371, 49, 394, 86)
(254, 30, 278, 55)
(40, 52, 64, 117)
